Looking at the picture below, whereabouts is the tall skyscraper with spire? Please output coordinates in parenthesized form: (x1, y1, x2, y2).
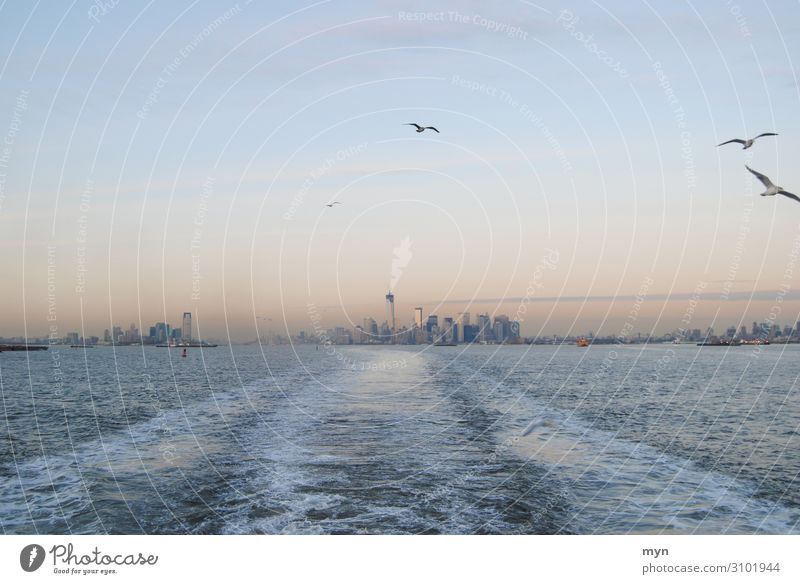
(385, 291, 396, 339)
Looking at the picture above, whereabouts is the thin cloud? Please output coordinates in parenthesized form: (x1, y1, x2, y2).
(435, 290, 800, 304)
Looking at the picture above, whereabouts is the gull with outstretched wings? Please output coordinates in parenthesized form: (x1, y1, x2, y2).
(404, 123, 439, 133)
(746, 165, 800, 203)
(717, 132, 777, 149)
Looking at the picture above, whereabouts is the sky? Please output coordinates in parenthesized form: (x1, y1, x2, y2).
(1, 0, 800, 341)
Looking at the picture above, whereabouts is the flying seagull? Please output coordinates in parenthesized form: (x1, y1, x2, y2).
(404, 123, 439, 133)
(325, 201, 342, 207)
(746, 165, 800, 203)
(521, 418, 555, 436)
(717, 132, 777, 149)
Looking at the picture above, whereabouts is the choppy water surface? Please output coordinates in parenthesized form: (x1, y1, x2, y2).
(1, 343, 798, 534)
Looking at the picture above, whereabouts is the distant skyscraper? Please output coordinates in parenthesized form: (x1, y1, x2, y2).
(385, 291, 395, 336)
(425, 315, 438, 332)
(463, 324, 477, 343)
(443, 317, 454, 343)
(182, 312, 192, 342)
(425, 314, 438, 343)
(456, 312, 470, 342)
(155, 322, 168, 343)
(494, 315, 510, 342)
(127, 323, 139, 342)
(354, 325, 368, 344)
(494, 320, 504, 342)
(478, 314, 491, 342)
(363, 317, 378, 340)
(414, 307, 424, 329)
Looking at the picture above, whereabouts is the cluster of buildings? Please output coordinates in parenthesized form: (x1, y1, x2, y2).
(5, 299, 800, 347)
(286, 292, 800, 347)
(517, 320, 800, 346)
(678, 321, 800, 344)
(303, 291, 522, 346)
(9, 312, 196, 346)
(99, 312, 194, 346)
(98, 312, 192, 345)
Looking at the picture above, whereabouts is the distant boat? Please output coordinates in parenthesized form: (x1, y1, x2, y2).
(0, 344, 48, 352)
(697, 338, 741, 347)
(576, 338, 589, 347)
(156, 342, 218, 348)
(70, 345, 94, 348)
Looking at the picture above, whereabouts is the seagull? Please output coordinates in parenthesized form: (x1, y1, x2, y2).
(717, 132, 777, 149)
(404, 123, 439, 134)
(521, 418, 555, 436)
(325, 201, 342, 207)
(746, 165, 800, 203)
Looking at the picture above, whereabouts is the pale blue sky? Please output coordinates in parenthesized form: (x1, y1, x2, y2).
(1, 0, 800, 339)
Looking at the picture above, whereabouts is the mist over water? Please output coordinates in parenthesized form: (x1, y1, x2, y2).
(1, 344, 798, 534)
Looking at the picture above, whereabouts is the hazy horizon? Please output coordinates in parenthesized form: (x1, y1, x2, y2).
(2, 0, 800, 342)
(4, 290, 799, 342)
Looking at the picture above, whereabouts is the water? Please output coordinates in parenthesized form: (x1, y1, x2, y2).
(1, 343, 798, 534)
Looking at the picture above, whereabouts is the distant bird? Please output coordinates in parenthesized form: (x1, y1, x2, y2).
(717, 132, 777, 149)
(521, 418, 555, 436)
(746, 165, 800, 203)
(404, 123, 439, 134)
(325, 201, 342, 207)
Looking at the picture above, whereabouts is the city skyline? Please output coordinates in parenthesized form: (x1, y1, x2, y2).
(0, 310, 200, 346)
(6, 291, 799, 347)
